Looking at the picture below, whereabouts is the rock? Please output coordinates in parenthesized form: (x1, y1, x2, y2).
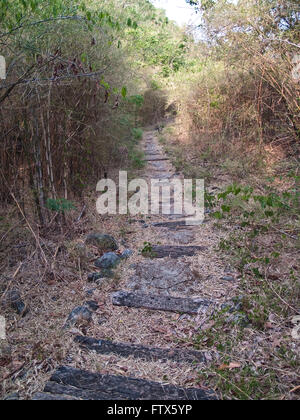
(221, 276, 235, 282)
(112, 290, 214, 315)
(128, 260, 198, 295)
(64, 306, 92, 329)
(41, 366, 217, 400)
(120, 249, 134, 259)
(159, 229, 195, 245)
(98, 318, 107, 326)
(129, 263, 137, 270)
(75, 336, 208, 364)
(85, 233, 118, 252)
(84, 301, 99, 312)
(221, 297, 249, 327)
(221, 296, 244, 314)
(87, 270, 114, 282)
(85, 289, 96, 297)
(143, 245, 205, 259)
(4, 392, 19, 400)
(95, 252, 121, 269)
(5, 289, 28, 316)
(227, 313, 250, 327)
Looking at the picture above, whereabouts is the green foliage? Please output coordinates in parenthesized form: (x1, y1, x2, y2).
(46, 198, 75, 213)
(132, 127, 143, 141)
(127, 95, 144, 109)
(140, 241, 158, 258)
(129, 149, 145, 169)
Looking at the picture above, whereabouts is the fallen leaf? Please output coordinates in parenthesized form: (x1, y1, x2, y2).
(218, 362, 242, 370)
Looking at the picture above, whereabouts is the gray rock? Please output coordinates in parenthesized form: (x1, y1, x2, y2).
(95, 252, 121, 269)
(128, 260, 198, 295)
(5, 289, 28, 316)
(4, 392, 19, 400)
(86, 233, 118, 252)
(87, 270, 114, 282)
(221, 296, 244, 314)
(227, 313, 250, 328)
(98, 317, 107, 325)
(85, 289, 96, 297)
(84, 301, 99, 312)
(120, 249, 134, 259)
(64, 306, 92, 329)
(221, 297, 249, 327)
(221, 275, 235, 282)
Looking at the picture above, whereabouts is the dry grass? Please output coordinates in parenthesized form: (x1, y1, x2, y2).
(157, 123, 300, 400)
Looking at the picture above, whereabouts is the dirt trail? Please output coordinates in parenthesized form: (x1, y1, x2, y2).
(33, 128, 240, 400)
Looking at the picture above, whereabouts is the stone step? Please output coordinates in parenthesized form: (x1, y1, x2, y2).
(32, 392, 79, 400)
(146, 245, 205, 259)
(74, 336, 208, 364)
(34, 366, 217, 400)
(152, 220, 190, 229)
(111, 291, 214, 315)
(145, 158, 169, 162)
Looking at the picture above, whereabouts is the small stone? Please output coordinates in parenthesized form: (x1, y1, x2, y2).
(227, 313, 250, 328)
(84, 301, 99, 312)
(64, 306, 92, 329)
(221, 296, 244, 313)
(86, 233, 118, 252)
(221, 276, 235, 282)
(120, 249, 134, 259)
(128, 219, 138, 224)
(5, 289, 28, 316)
(95, 252, 121, 269)
(87, 271, 114, 282)
(85, 289, 96, 297)
(129, 263, 137, 270)
(98, 318, 107, 325)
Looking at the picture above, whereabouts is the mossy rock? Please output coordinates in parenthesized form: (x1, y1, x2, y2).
(86, 233, 118, 252)
(95, 252, 121, 269)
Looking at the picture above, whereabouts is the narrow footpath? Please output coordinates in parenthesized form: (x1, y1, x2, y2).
(33, 128, 240, 400)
